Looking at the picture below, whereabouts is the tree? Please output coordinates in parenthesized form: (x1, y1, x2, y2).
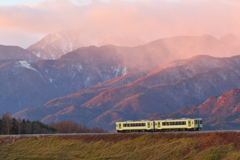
(20, 119, 27, 134)
(26, 119, 32, 134)
(2, 112, 12, 135)
(0, 118, 2, 135)
(10, 118, 19, 134)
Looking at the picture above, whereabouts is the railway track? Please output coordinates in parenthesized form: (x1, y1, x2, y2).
(0, 130, 239, 137)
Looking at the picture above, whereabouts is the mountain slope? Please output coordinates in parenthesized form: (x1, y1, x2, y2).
(0, 45, 41, 62)
(13, 55, 240, 130)
(27, 31, 144, 59)
(0, 59, 62, 113)
(12, 71, 145, 120)
(132, 54, 240, 87)
(0, 45, 148, 114)
(28, 33, 240, 62)
(145, 87, 240, 130)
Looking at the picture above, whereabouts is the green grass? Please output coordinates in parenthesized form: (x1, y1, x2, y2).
(0, 133, 239, 160)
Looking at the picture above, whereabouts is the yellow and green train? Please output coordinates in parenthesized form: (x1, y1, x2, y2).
(116, 118, 202, 133)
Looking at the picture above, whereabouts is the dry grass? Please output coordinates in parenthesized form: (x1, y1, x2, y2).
(0, 132, 239, 160)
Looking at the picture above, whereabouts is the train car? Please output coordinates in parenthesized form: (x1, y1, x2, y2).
(116, 118, 202, 133)
(116, 120, 154, 133)
(154, 118, 202, 131)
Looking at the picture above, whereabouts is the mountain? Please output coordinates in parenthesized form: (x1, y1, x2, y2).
(28, 31, 240, 60)
(35, 46, 149, 93)
(27, 31, 145, 59)
(144, 87, 240, 130)
(0, 49, 146, 114)
(12, 73, 144, 121)
(0, 59, 62, 114)
(13, 55, 240, 130)
(0, 45, 41, 62)
(131, 55, 239, 87)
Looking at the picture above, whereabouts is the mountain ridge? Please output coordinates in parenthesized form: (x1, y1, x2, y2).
(13, 54, 240, 130)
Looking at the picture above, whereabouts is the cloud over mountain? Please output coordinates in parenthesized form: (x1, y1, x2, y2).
(1, 0, 240, 48)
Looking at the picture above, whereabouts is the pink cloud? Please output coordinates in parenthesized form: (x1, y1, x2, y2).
(0, 0, 240, 47)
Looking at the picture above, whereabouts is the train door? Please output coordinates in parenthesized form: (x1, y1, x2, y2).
(188, 120, 191, 127)
(198, 120, 200, 128)
(153, 122, 155, 130)
(119, 123, 121, 129)
(148, 122, 150, 129)
(158, 122, 160, 128)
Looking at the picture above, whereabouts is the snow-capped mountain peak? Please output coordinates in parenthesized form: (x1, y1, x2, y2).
(27, 31, 145, 60)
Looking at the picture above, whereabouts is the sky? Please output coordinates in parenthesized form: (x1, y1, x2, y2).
(0, 0, 240, 48)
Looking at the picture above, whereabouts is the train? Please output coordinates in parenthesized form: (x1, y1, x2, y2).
(116, 118, 202, 133)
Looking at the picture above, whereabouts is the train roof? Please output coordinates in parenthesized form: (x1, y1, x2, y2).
(116, 118, 202, 123)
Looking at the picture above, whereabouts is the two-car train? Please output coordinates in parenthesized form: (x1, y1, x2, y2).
(116, 118, 202, 133)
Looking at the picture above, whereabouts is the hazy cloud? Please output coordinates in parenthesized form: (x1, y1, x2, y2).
(0, 0, 240, 47)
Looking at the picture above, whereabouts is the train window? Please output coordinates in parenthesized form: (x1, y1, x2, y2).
(162, 122, 165, 126)
(200, 120, 202, 124)
(195, 120, 197, 124)
(176, 122, 179, 125)
(188, 121, 190, 124)
(123, 124, 126, 127)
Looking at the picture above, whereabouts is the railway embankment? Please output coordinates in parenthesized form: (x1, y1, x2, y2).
(0, 131, 240, 159)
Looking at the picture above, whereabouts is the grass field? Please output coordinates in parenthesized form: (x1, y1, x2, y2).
(0, 132, 240, 160)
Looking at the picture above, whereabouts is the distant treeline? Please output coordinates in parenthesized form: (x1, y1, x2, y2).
(0, 112, 106, 135)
